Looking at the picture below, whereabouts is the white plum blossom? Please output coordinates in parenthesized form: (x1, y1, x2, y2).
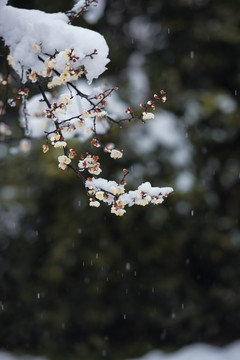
(42, 144, 49, 153)
(151, 197, 163, 205)
(95, 191, 105, 200)
(59, 94, 72, 107)
(135, 192, 152, 206)
(58, 155, 71, 170)
(54, 141, 67, 148)
(109, 185, 125, 196)
(27, 71, 38, 83)
(89, 200, 100, 207)
(111, 206, 126, 216)
(78, 155, 102, 175)
(50, 134, 61, 144)
(93, 109, 106, 117)
(142, 112, 155, 121)
(110, 149, 123, 159)
(45, 59, 57, 69)
(47, 76, 62, 88)
(88, 166, 102, 175)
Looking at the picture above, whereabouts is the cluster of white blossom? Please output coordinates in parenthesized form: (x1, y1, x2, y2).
(78, 154, 102, 175)
(0, 0, 173, 216)
(86, 178, 173, 216)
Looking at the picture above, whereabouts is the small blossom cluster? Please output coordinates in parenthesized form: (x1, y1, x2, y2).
(44, 94, 72, 120)
(125, 107, 134, 115)
(91, 87, 118, 108)
(103, 143, 123, 160)
(67, 0, 98, 22)
(111, 199, 126, 216)
(140, 90, 167, 122)
(25, 46, 87, 88)
(49, 132, 67, 148)
(88, 49, 98, 60)
(46, 49, 87, 89)
(91, 138, 101, 148)
(50, 146, 76, 167)
(78, 154, 102, 175)
(27, 70, 38, 83)
(104, 144, 123, 160)
(86, 177, 126, 214)
(18, 88, 29, 97)
(67, 107, 109, 139)
(142, 112, 155, 121)
(7, 87, 29, 108)
(69, 148, 77, 159)
(85, 178, 173, 216)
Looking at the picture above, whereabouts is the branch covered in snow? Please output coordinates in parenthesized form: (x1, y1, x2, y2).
(0, 1, 173, 216)
(67, 0, 99, 23)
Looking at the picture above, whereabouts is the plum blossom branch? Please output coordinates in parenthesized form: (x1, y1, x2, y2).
(0, 0, 174, 216)
(66, 0, 98, 24)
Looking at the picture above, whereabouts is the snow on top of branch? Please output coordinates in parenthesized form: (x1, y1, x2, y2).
(0, 1, 109, 83)
(86, 178, 173, 215)
(71, 1, 87, 13)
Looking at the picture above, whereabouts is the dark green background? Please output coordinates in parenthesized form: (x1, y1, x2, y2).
(1, 1, 240, 359)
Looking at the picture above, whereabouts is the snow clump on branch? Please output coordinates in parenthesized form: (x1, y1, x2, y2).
(86, 178, 173, 216)
(0, 1, 109, 84)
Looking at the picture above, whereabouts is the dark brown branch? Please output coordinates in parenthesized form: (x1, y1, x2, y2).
(58, 115, 81, 125)
(37, 82, 51, 108)
(37, 55, 95, 105)
(106, 114, 133, 124)
(68, 81, 95, 105)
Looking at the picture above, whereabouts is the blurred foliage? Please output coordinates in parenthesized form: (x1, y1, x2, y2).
(1, 0, 240, 360)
